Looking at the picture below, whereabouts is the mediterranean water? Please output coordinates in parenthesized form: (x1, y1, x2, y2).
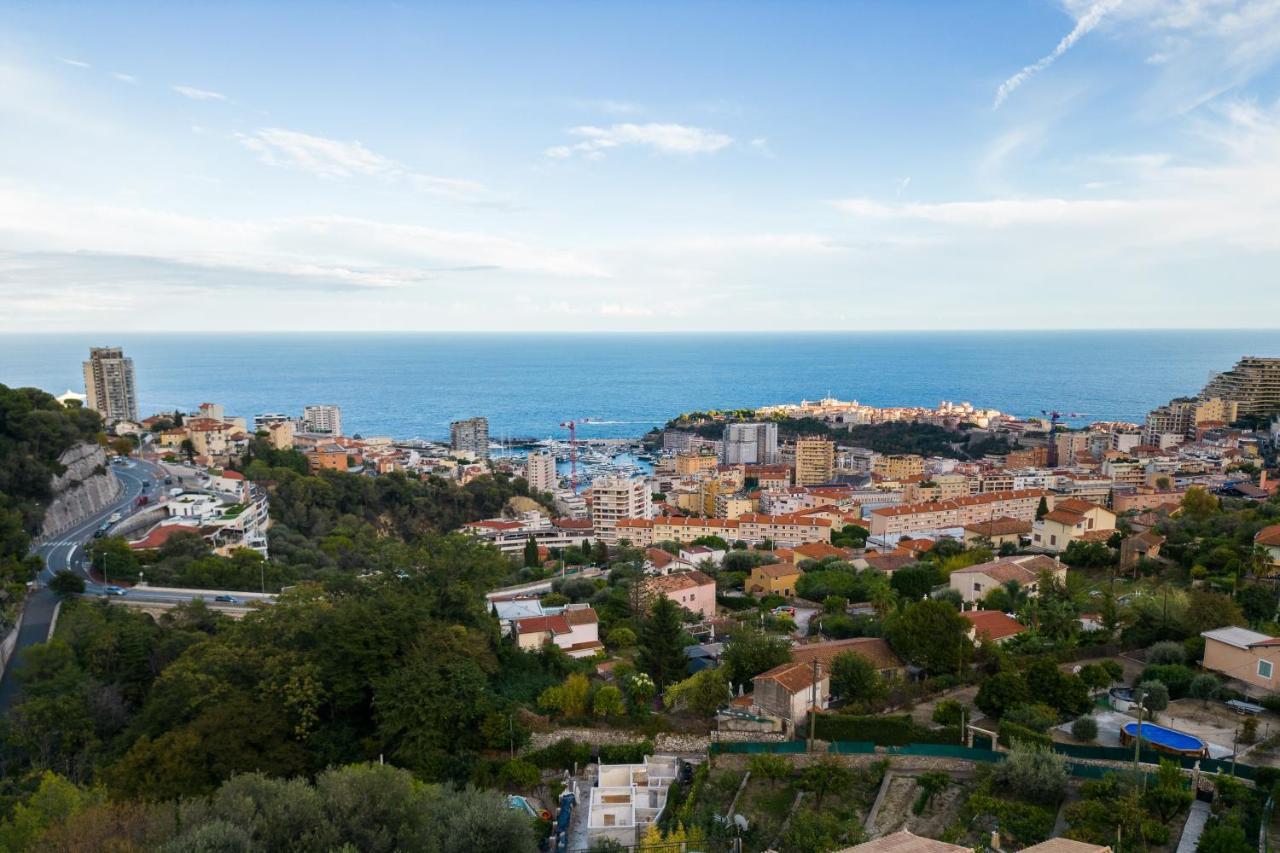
(1, 331, 1277, 441)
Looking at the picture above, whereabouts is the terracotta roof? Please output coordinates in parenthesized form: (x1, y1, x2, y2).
(963, 516, 1032, 537)
(961, 610, 1026, 641)
(864, 553, 916, 574)
(1257, 524, 1280, 548)
(562, 606, 599, 626)
(791, 542, 857, 562)
(754, 563, 801, 579)
(129, 523, 200, 550)
(515, 614, 571, 636)
(836, 829, 971, 853)
(1128, 531, 1166, 549)
(1078, 529, 1114, 543)
(1021, 839, 1112, 853)
(553, 518, 593, 529)
(645, 548, 676, 568)
(790, 637, 905, 672)
(738, 513, 833, 527)
(870, 489, 1048, 518)
(753, 660, 819, 693)
(645, 570, 714, 594)
(950, 554, 1061, 584)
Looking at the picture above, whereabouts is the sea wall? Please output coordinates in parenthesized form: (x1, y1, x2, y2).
(39, 443, 122, 539)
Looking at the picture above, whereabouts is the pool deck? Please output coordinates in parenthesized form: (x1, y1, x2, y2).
(1057, 709, 1233, 759)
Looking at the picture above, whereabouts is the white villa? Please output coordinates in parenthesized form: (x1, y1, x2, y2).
(585, 755, 679, 849)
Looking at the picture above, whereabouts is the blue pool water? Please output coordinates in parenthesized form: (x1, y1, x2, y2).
(1122, 721, 1206, 753)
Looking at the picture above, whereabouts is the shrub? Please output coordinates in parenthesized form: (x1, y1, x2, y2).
(1140, 664, 1195, 699)
(1071, 716, 1098, 742)
(998, 721, 1053, 749)
(1137, 680, 1169, 716)
(527, 738, 592, 770)
(932, 699, 964, 727)
(748, 754, 793, 786)
(975, 671, 1030, 718)
(605, 627, 637, 649)
(811, 713, 959, 745)
(993, 745, 1069, 805)
(598, 740, 654, 764)
(1003, 703, 1059, 733)
(498, 759, 541, 789)
(1147, 640, 1186, 666)
(1189, 674, 1222, 705)
(913, 771, 951, 815)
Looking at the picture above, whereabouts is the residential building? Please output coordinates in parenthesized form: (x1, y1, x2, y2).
(794, 437, 835, 486)
(752, 660, 828, 731)
(748, 562, 802, 597)
(962, 516, 1031, 548)
(642, 570, 716, 619)
(265, 419, 295, 450)
(872, 454, 925, 480)
(1119, 531, 1165, 570)
(591, 476, 652, 543)
(462, 512, 594, 556)
(524, 449, 557, 493)
(513, 604, 603, 658)
(253, 412, 292, 431)
(1200, 356, 1280, 417)
(1032, 498, 1116, 553)
(679, 545, 725, 567)
(302, 404, 342, 436)
(674, 451, 719, 476)
(790, 637, 907, 682)
(745, 464, 791, 489)
(306, 443, 348, 472)
(585, 755, 678, 849)
(1202, 626, 1280, 692)
(449, 416, 489, 458)
(868, 489, 1049, 538)
(82, 346, 138, 423)
(962, 610, 1027, 645)
(714, 491, 754, 519)
(722, 422, 779, 464)
(613, 513, 832, 548)
(1256, 524, 1280, 572)
(949, 554, 1066, 604)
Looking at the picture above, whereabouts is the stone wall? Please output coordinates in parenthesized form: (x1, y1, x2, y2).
(526, 727, 788, 756)
(39, 444, 122, 539)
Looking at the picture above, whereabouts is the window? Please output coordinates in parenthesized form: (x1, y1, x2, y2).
(1260, 660, 1274, 680)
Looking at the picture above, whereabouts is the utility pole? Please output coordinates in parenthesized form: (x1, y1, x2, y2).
(808, 659, 819, 752)
(1132, 689, 1144, 785)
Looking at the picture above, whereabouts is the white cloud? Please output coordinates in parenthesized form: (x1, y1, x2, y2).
(57, 57, 90, 68)
(995, 0, 1122, 107)
(236, 127, 494, 202)
(546, 122, 733, 159)
(172, 85, 227, 101)
(111, 72, 137, 83)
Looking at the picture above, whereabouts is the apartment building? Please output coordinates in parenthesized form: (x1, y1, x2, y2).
(524, 449, 557, 493)
(1200, 356, 1280, 417)
(794, 437, 835, 486)
(303, 404, 343, 437)
(1032, 498, 1116, 553)
(867, 489, 1049, 538)
(614, 512, 832, 547)
(82, 346, 138, 423)
(872, 454, 925, 480)
(722, 422, 779, 464)
(463, 513, 593, 556)
(675, 451, 719, 476)
(745, 463, 791, 489)
(591, 476, 652, 543)
(449, 416, 489, 459)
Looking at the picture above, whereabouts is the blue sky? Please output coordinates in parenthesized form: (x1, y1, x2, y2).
(2, 1, 1280, 331)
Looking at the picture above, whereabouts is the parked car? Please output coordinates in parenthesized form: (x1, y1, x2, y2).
(103, 586, 127, 596)
(92, 528, 105, 538)
(214, 594, 240, 604)
(135, 495, 150, 506)
(164, 477, 173, 485)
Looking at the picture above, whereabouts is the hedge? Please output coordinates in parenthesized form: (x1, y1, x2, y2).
(810, 713, 960, 745)
(997, 721, 1053, 749)
(598, 740, 655, 764)
(525, 738, 592, 770)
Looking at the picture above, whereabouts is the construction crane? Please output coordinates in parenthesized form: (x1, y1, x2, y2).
(1041, 410, 1065, 466)
(559, 418, 592, 490)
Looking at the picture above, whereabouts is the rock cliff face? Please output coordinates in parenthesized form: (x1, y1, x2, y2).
(39, 443, 121, 538)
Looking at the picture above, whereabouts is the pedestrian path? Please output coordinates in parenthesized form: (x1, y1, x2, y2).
(1176, 800, 1210, 853)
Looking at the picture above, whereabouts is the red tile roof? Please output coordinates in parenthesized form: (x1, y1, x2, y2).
(869, 489, 1048, 518)
(962, 610, 1026, 642)
(1257, 524, 1280, 548)
(515, 614, 571, 636)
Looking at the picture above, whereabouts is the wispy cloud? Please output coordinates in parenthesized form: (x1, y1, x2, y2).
(995, 0, 1121, 107)
(172, 85, 227, 101)
(111, 72, 137, 84)
(546, 123, 733, 159)
(57, 57, 91, 68)
(236, 127, 496, 203)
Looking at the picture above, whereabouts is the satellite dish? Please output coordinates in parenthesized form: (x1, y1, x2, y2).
(734, 814, 750, 832)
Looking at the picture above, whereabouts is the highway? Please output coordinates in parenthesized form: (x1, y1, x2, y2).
(0, 457, 272, 713)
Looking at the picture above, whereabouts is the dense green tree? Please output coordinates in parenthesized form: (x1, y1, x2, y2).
(975, 671, 1030, 718)
(522, 536, 539, 568)
(636, 597, 688, 690)
(884, 599, 971, 675)
(889, 563, 940, 601)
(720, 626, 791, 690)
(830, 651, 887, 711)
(48, 570, 85, 599)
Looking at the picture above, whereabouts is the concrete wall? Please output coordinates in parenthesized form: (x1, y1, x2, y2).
(39, 444, 122, 538)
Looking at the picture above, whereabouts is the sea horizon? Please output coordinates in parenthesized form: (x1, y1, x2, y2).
(3, 329, 1278, 441)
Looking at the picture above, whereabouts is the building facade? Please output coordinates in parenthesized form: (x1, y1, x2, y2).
(82, 346, 138, 423)
(591, 476, 652, 543)
(722, 422, 779, 464)
(302, 404, 343, 436)
(794, 437, 835, 486)
(525, 449, 557, 493)
(449, 416, 490, 458)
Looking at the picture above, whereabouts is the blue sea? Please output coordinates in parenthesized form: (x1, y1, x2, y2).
(1, 331, 1276, 441)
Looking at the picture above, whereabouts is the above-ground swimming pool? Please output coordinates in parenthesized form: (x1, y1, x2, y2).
(1120, 721, 1208, 757)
